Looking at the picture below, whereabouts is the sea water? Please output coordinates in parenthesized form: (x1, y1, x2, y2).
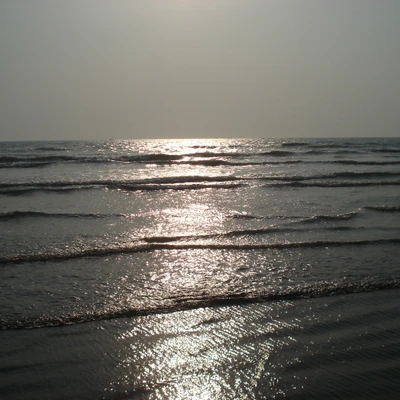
(0, 138, 399, 399)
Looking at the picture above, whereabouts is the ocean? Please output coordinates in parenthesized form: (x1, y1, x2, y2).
(0, 137, 399, 399)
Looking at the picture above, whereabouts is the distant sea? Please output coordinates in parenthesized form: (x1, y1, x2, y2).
(0, 138, 399, 399)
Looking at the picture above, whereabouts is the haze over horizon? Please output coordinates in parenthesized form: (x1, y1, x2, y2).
(1, 0, 399, 141)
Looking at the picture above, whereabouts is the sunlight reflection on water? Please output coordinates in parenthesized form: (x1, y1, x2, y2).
(106, 302, 300, 399)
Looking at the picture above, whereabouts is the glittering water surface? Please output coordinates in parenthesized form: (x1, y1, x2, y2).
(0, 138, 399, 399)
(2, 291, 399, 400)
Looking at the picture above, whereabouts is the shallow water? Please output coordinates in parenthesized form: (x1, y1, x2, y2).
(0, 138, 399, 398)
(1, 290, 400, 399)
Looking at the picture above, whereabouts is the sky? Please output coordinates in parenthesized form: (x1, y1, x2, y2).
(0, 0, 399, 141)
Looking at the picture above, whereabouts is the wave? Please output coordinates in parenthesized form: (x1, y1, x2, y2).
(332, 150, 363, 154)
(260, 150, 295, 157)
(0, 211, 122, 221)
(260, 171, 400, 182)
(163, 159, 400, 167)
(0, 186, 97, 195)
(281, 142, 309, 147)
(120, 154, 185, 162)
(118, 183, 244, 192)
(227, 206, 400, 221)
(1, 178, 399, 195)
(120, 151, 303, 162)
(0, 176, 245, 195)
(0, 162, 53, 169)
(191, 145, 218, 149)
(173, 160, 306, 167)
(142, 226, 301, 243)
(2, 278, 399, 330)
(326, 171, 400, 179)
(2, 146, 399, 169)
(175, 159, 232, 166)
(0, 154, 151, 166)
(364, 205, 400, 212)
(372, 148, 400, 154)
(304, 212, 358, 222)
(0, 156, 24, 162)
(0, 209, 362, 223)
(1, 204, 398, 223)
(227, 212, 264, 219)
(0, 184, 244, 195)
(15, 155, 79, 162)
(0, 149, 320, 166)
(2, 171, 399, 190)
(266, 180, 400, 188)
(34, 146, 67, 152)
(0, 176, 242, 188)
(1, 238, 399, 266)
(142, 225, 365, 243)
(2, 158, 399, 169)
(309, 144, 350, 149)
(330, 160, 400, 166)
(0, 153, 234, 164)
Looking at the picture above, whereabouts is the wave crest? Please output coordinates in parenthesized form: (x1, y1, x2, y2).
(1, 238, 399, 266)
(2, 278, 399, 330)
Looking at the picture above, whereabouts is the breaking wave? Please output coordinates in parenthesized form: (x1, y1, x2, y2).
(1, 204, 398, 222)
(2, 169, 400, 195)
(3, 159, 399, 168)
(1, 238, 399, 266)
(303, 212, 358, 222)
(0, 176, 245, 195)
(2, 278, 399, 330)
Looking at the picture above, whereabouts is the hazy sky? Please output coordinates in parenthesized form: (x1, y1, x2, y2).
(1, 0, 399, 141)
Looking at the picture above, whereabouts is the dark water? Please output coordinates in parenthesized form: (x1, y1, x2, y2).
(0, 138, 399, 399)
